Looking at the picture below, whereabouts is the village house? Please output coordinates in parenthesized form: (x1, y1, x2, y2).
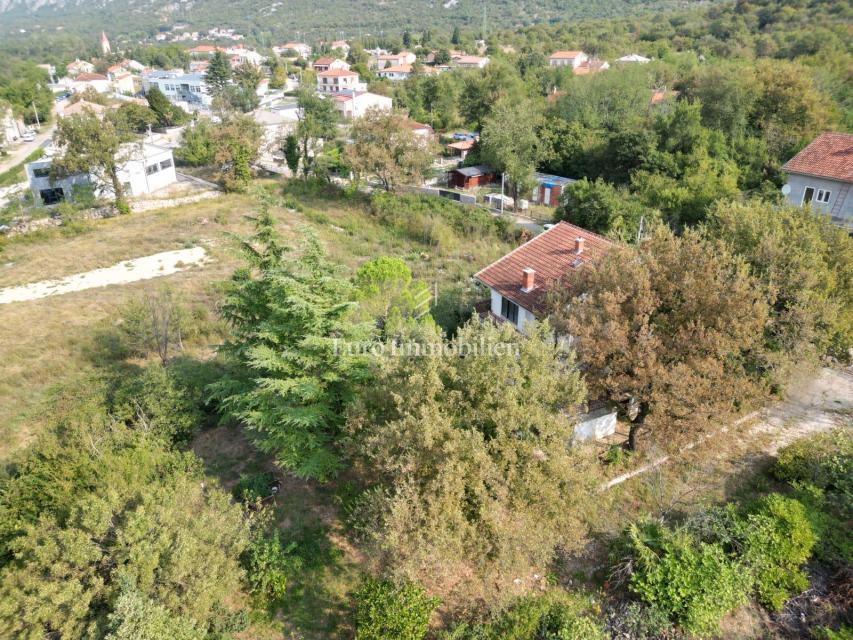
(447, 138, 475, 161)
(274, 42, 312, 58)
(58, 100, 108, 119)
(70, 73, 112, 94)
(375, 51, 416, 69)
(453, 55, 490, 69)
(448, 165, 497, 190)
(530, 173, 576, 207)
(617, 54, 651, 64)
(225, 45, 264, 66)
(25, 143, 177, 205)
(474, 221, 613, 331)
(330, 40, 350, 56)
(66, 59, 96, 77)
(331, 92, 392, 119)
(548, 50, 588, 68)
(313, 57, 350, 73)
(377, 64, 413, 81)
(573, 59, 610, 75)
(782, 132, 853, 231)
(316, 68, 362, 94)
(188, 45, 223, 58)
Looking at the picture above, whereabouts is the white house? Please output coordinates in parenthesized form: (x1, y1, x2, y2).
(454, 55, 490, 69)
(330, 92, 392, 119)
(330, 40, 350, 56)
(66, 59, 95, 77)
(275, 42, 312, 58)
(617, 54, 651, 64)
(26, 143, 178, 205)
(143, 71, 213, 109)
(313, 57, 350, 73)
(225, 45, 265, 66)
(782, 132, 853, 231)
(474, 221, 613, 332)
(70, 73, 112, 94)
(377, 64, 413, 81)
(548, 50, 588, 68)
(375, 51, 416, 69)
(316, 69, 361, 94)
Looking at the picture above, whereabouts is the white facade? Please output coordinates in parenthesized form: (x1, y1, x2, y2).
(316, 70, 361, 94)
(331, 92, 392, 119)
(548, 51, 588, 68)
(454, 56, 490, 69)
(26, 144, 177, 205)
(488, 287, 537, 332)
(275, 42, 311, 58)
(617, 54, 651, 64)
(143, 72, 213, 108)
(377, 65, 412, 81)
(2, 107, 24, 144)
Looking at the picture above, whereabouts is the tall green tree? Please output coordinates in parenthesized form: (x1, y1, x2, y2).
(205, 51, 232, 96)
(480, 96, 543, 210)
(209, 202, 371, 480)
(145, 86, 188, 127)
(282, 132, 300, 176)
(555, 177, 655, 241)
(295, 88, 338, 177)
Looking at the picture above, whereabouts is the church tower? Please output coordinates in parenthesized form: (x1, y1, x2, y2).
(100, 31, 111, 55)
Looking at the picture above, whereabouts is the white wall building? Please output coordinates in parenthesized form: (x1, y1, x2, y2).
(26, 144, 177, 205)
(377, 64, 413, 81)
(330, 92, 392, 119)
(548, 50, 588, 68)
(143, 72, 213, 109)
(316, 69, 361, 94)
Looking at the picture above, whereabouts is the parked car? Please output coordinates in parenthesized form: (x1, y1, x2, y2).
(21, 132, 36, 142)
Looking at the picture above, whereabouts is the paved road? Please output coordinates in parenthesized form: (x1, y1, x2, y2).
(0, 127, 54, 175)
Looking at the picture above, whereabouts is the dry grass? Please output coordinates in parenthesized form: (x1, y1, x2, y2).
(0, 181, 512, 462)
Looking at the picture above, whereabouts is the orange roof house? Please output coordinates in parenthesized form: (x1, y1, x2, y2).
(474, 221, 614, 329)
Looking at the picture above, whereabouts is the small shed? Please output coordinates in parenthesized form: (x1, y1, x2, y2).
(531, 172, 576, 207)
(447, 138, 475, 160)
(448, 165, 497, 190)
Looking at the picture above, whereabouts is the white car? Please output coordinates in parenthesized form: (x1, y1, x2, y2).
(21, 132, 36, 142)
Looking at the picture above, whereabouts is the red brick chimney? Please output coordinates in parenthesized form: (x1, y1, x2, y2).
(522, 267, 535, 291)
(575, 237, 585, 254)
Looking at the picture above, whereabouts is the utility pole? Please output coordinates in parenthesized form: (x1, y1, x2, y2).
(32, 101, 40, 129)
(500, 172, 505, 216)
(636, 215, 645, 245)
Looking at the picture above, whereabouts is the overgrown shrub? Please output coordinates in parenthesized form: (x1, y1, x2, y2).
(242, 529, 297, 606)
(446, 591, 606, 640)
(773, 430, 852, 493)
(737, 494, 816, 611)
(233, 471, 277, 502)
(624, 521, 751, 636)
(353, 578, 439, 640)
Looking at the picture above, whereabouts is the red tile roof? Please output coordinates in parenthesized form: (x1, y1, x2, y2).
(474, 221, 614, 313)
(318, 68, 358, 77)
(550, 50, 584, 59)
(75, 73, 108, 81)
(782, 132, 853, 183)
(313, 57, 336, 66)
(380, 64, 413, 73)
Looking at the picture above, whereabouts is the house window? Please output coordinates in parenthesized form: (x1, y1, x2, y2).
(802, 186, 815, 204)
(160, 158, 173, 170)
(39, 187, 64, 205)
(145, 164, 160, 175)
(501, 297, 519, 325)
(815, 189, 832, 204)
(33, 167, 51, 178)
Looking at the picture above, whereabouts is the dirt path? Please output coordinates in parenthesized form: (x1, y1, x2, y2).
(603, 367, 852, 490)
(0, 247, 208, 305)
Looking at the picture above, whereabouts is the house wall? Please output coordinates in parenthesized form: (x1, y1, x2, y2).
(573, 408, 618, 442)
(118, 148, 177, 196)
(489, 287, 536, 332)
(786, 173, 852, 225)
(26, 160, 91, 204)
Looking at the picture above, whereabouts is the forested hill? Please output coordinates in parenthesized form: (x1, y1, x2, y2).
(0, 0, 713, 43)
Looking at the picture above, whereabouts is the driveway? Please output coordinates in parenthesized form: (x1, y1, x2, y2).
(0, 127, 54, 174)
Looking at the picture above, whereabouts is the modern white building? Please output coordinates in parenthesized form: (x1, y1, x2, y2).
(26, 143, 178, 205)
(377, 64, 413, 81)
(330, 92, 392, 119)
(142, 72, 213, 109)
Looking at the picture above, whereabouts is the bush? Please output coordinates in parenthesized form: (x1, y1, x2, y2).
(773, 430, 852, 493)
(738, 494, 816, 611)
(625, 521, 751, 636)
(446, 591, 606, 640)
(242, 529, 297, 606)
(233, 471, 277, 502)
(353, 578, 439, 640)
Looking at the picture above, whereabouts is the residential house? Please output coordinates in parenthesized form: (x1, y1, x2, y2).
(377, 64, 413, 81)
(403, 120, 434, 138)
(316, 68, 361, 94)
(225, 45, 264, 66)
(331, 92, 392, 119)
(2, 106, 24, 144)
(26, 143, 177, 205)
(617, 54, 651, 64)
(782, 132, 853, 230)
(448, 165, 497, 190)
(71, 73, 112, 94)
(66, 59, 96, 77)
(530, 173, 576, 207)
(188, 45, 223, 58)
(375, 51, 416, 69)
(58, 100, 108, 119)
(111, 71, 136, 95)
(330, 40, 350, 56)
(573, 59, 609, 76)
(474, 221, 613, 331)
(313, 57, 350, 73)
(447, 138, 475, 161)
(548, 51, 588, 68)
(454, 55, 490, 69)
(275, 42, 312, 58)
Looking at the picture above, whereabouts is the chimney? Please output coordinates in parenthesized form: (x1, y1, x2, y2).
(521, 267, 535, 291)
(575, 237, 585, 255)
